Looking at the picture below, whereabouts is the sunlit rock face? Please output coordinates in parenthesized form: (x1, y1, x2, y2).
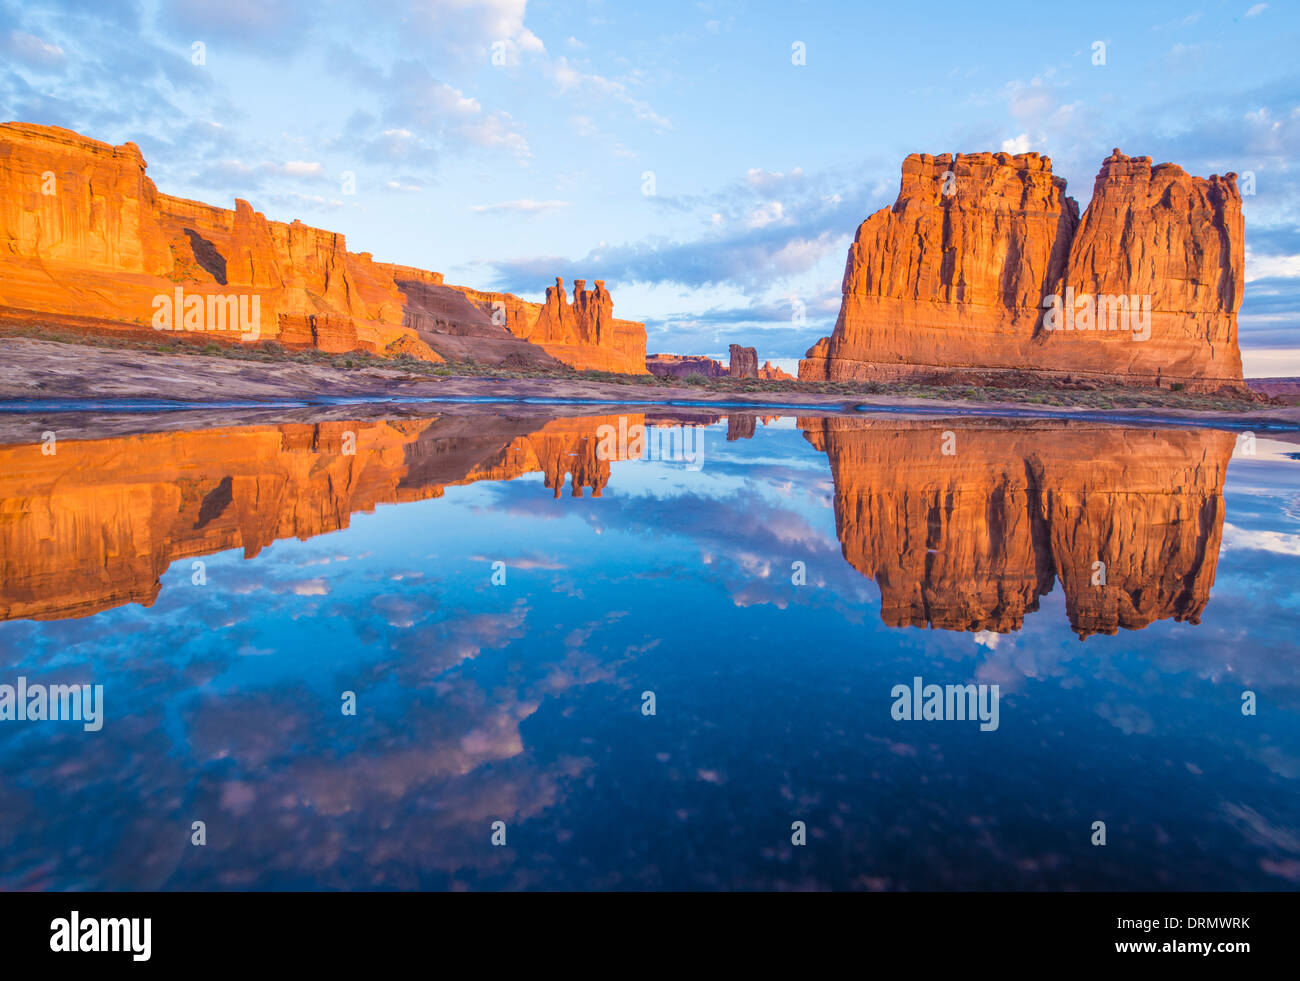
(0, 123, 646, 372)
(511, 277, 647, 374)
(0, 415, 643, 623)
(800, 150, 1244, 392)
(800, 418, 1234, 637)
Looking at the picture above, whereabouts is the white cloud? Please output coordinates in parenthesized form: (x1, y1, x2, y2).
(1001, 133, 1032, 154)
(3, 30, 65, 68)
(747, 201, 785, 228)
(1246, 4, 1268, 17)
(470, 199, 572, 215)
(1221, 523, 1300, 556)
(406, 0, 544, 63)
(548, 56, 672, 131)
(1245, 251, 1300, 281)
(281, 160, 323, 176)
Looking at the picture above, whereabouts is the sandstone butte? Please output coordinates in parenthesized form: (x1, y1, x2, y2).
(800, 149, 1246, 392)
(1, 413, 1228, 637)
(800, 418, 1232, 639)
(0, 122, 646, 373)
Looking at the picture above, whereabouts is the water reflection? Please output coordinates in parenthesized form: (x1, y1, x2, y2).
(0, 410, 1296, 890)
(1, 412, 1233, 637)
(802, 417, 1232, 638)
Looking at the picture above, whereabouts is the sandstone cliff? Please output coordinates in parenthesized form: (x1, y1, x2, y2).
(0, 122, 646, 372)
(645, 353, 729, 379)
(800, 150, 1244, 391)
(0, 413, 644, 622)
(800, 418, 1232, 637)
(728, 344, 758, 378)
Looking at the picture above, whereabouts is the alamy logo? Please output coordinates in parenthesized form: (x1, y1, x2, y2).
(0, 677, 103, 731)
(1041, 287, 1151, 340)
(50, 911, 150, 961)
(152, 287, 261, 341)
(596, 418, 704, 470)
(891, 676, 1000, 731)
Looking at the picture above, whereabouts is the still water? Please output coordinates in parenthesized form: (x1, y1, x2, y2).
(0, 410, 1296, 890)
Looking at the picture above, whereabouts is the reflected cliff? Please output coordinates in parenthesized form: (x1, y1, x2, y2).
(0, 414, 644, 622)
(799, 417, 1233, 638)
(1, 412, 1232, 638)
(1, 409, 1295, 892)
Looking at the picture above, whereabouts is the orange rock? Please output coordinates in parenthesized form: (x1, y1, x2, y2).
(757, 360, 794, 381)
(0, 122, 648, 373)
(0, 414, 643, 622)
(728, 344, 758, 378)
(800, 418, 1232, 637)
(800, 150, 1245, 391)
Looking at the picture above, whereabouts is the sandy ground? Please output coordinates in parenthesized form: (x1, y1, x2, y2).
(3, 337, 1298, 443)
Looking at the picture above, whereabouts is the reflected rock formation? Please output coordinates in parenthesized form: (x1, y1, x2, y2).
(800, 418, 1234, 637)
(0, 414, 640, 622)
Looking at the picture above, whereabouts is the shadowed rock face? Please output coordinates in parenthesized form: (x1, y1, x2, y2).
(728, 344, 758, 378)
(0, 415, 643, 622)
(645, 354, 728, 379)
(0, 122, 646, 372)
(799, 418, 1234, 637)
(800, 150, 1244, 392)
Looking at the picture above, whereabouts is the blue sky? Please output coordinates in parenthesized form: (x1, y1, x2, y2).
(2, 0, 1298, 373)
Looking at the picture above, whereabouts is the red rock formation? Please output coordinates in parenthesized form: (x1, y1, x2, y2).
(800, 418, 1233, 637)
(726, 414, 758, 440)
(0, 122, 647, 372)
(518, 277, 646, 373)
(728, 344, 758, 378)
(647, 352, 792, 380)
(0, 414, 643, 622)
(800, 149, 1245, 392)
(758, 360, 795, 381)
(645, 353, 728, 379)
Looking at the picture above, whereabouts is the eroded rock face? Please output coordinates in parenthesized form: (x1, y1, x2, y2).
(728, 344, 758, 378)
(520, 277, 647, 373)
(0, 414, 644, 622)
(758, 360, 795, 381)
(800, 150, 1244, 392)
(645, 353, 728, 378)
(0, 122, 647, 372)
(800, 418, 1233, 637)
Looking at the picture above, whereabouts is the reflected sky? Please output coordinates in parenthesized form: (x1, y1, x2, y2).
(0, 412, 1297, 890)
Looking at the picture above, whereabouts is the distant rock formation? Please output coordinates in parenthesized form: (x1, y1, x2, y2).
(647, 348, 792, 380)
(800, 418, 1233, 637)
(728, 344, 758, 378)
(0, 122, 646, 373)
(758, 360, 795, 381)
(800, 149, 1244, 392)
(645, 354, 728, 379)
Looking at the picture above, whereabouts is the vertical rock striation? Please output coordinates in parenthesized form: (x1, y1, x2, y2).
(0, 122, 647, 372)
(800, 149, 1245, 391)
(799, 418, 1233, 637)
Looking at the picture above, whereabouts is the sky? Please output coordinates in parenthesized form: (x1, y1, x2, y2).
(1, 0, 1298, 374)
